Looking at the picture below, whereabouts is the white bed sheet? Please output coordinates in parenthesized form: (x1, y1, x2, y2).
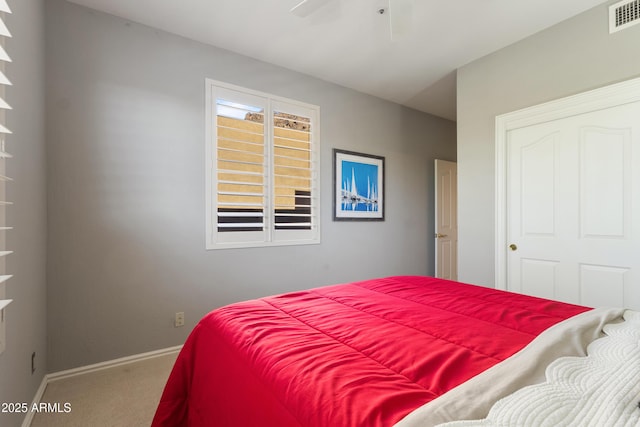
(394, 307, 627, 427)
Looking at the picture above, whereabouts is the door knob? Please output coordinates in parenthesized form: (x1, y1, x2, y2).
(509, 244, 518, 251)
(435, 233, 448, 238)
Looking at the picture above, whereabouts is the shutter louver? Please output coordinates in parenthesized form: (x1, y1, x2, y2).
(0, 70, 11, 86)
(0, 45, 10, 63)
(0, 16, 10, 38)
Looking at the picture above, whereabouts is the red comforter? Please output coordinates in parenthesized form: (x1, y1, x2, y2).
(152, 276, 588, 427)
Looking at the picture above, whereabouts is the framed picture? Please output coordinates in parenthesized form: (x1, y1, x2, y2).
(333, 149, 385, 221)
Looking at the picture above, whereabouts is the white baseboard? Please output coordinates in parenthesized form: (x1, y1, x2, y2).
(47, 345, 182, 383)
(21, 375, 48, 427)
(21, 345, 182, 427)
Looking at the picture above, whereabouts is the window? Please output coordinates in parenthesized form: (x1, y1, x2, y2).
(0, 0, 12, 354)
(205, 80, 320, 249)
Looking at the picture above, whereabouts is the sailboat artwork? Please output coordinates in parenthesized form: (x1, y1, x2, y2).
(341, 165, 379, 212)
(334, 149, 385, 221)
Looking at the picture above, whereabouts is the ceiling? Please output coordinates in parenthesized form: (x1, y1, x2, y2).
(66, 0, 608, 121)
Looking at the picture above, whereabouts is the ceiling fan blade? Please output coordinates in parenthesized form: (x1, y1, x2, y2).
(290, 0, 329, 17)
(389, 0, 414, 39)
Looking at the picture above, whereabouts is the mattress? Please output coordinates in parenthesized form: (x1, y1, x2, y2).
(151, 276, 592, 427)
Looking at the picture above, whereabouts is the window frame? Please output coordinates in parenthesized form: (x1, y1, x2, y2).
(205, 79, 321, 250)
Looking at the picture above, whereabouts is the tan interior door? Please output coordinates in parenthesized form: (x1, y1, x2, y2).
(435, 160, 457, 280)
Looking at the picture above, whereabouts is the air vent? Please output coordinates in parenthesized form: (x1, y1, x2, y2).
(609, 0, 640, 33)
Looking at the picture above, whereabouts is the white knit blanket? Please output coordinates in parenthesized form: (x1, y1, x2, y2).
(437, 310, 640, 427)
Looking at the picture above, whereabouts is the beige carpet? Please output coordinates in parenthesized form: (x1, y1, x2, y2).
(30, 352, 177, 427)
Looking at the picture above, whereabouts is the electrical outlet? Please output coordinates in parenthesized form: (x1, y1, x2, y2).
(174, 312, 185, 328)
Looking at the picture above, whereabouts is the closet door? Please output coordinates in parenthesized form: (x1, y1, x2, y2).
(506, 101, 640, 310)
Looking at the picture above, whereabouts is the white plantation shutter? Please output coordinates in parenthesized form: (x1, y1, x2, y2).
(206, 80, 320, 249)
(0, 0, 11, 354)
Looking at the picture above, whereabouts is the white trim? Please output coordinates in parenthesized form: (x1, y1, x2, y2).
(20, 376, 47, 427)
(21, 345, 182, 427)
(495, 76, 640, 291)
(47, 345, 182, 382)
(205, 79, 214, 249)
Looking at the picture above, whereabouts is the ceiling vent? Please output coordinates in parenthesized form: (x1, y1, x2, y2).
(609, 0, 640, 33)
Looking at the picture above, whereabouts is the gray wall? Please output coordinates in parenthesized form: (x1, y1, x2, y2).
(0, 0, 48, 426)
(46, 0, 456, 371)
(457, 1, 640, 286)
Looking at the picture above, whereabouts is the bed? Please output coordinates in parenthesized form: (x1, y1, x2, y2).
(151, 275, 634, 426)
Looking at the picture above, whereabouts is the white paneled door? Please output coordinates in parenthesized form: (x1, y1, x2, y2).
(506, 101, 640, 310)
(435, 160, 457, 280)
